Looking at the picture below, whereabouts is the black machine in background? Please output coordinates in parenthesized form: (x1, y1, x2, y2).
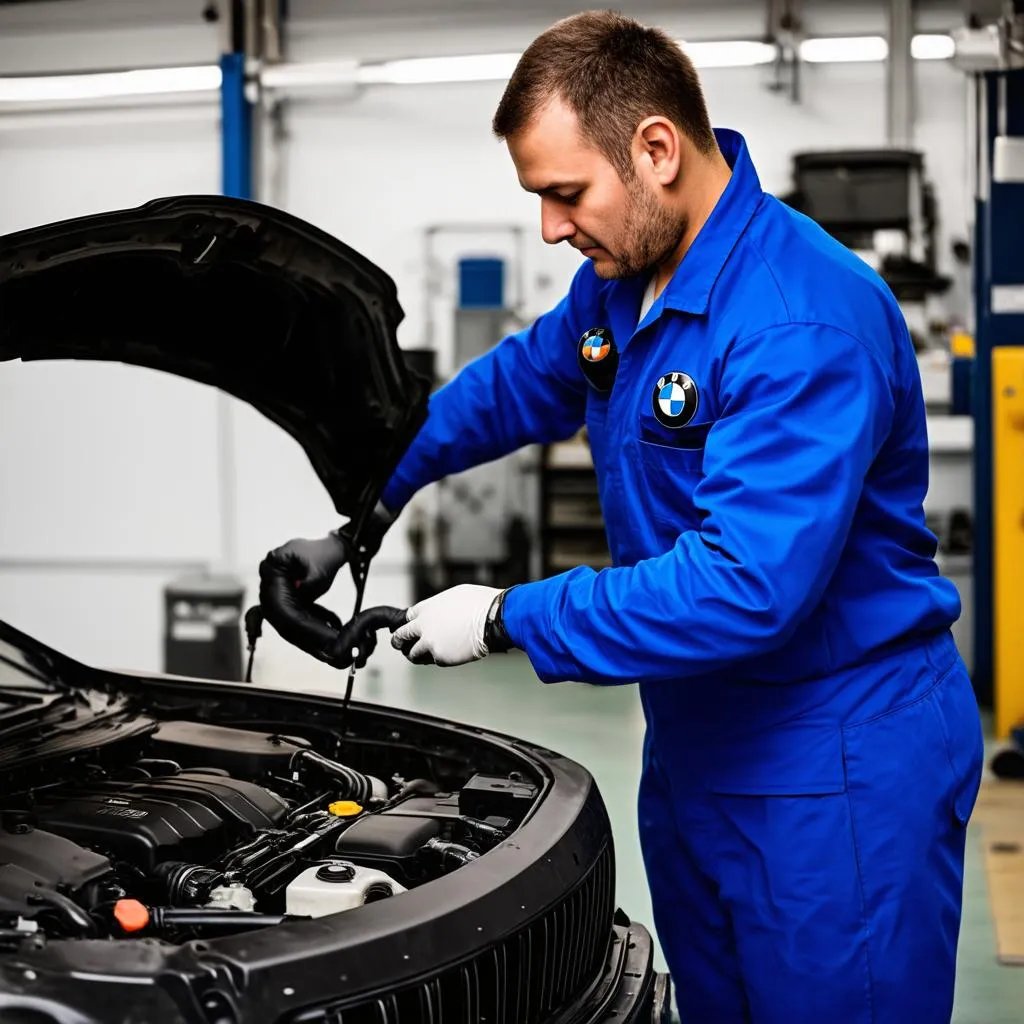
(163, 574, 245, 682)
(780, 149, 951, 304)
(538, 432, 612, 581)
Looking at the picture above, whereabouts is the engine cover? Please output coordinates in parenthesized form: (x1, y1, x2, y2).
(0, 827, 112, 918)
(32, 771, 289, 870)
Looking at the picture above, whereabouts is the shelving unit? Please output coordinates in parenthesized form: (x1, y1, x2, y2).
(539, 431, 611, 578)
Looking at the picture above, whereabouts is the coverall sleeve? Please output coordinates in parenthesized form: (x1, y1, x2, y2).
(501, 323, 897, 684)
(380, 266, 593, 513)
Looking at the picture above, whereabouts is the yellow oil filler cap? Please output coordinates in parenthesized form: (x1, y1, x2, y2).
(328, 800, 364, 817)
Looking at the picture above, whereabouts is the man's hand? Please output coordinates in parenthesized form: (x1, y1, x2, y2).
(258, 504, 395, 663)
(258, 530, 352, 657)
(261, 531, 351, 602)
(390, 585, 510, 666)
(256, 583, 405, 669)
(259, 504, 394, 603)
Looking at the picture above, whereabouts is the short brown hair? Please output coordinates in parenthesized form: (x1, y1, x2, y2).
(493, 10, 717, 180)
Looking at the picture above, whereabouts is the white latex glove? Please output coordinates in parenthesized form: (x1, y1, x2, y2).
(390, 584, 502, 667)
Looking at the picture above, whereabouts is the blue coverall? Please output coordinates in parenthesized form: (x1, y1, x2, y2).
(382, 129, 985, 1022)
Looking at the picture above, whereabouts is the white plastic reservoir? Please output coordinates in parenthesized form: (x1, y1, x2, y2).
(285, 861, 406, 918)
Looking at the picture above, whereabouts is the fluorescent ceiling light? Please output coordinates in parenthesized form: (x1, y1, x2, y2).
(800, 36, 889, 63)
(262, 60, 359, 89)
(679, 40, 776, 68)
(358, 53, 521, 85)
(358, 40, 776, 85)
(911, 34, 956, 60)
(0, 65, 220, 104)
(0, 32, 961, 107)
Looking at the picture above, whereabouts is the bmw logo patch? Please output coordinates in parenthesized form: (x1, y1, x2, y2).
(577, 327, 619, 392)
(652, 371, 699, 428)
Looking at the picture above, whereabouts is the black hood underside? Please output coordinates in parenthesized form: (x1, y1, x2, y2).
(0, 196, 429, 521)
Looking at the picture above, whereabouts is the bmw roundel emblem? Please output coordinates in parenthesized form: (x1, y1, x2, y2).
(581, 332, 611, 363)
(652, 371, 699, 428)
(577, 327, 618, 392)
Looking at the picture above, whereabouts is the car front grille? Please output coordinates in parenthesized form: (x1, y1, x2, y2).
(288, 842, 615, 1024)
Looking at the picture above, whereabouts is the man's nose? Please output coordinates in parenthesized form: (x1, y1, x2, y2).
(540, 199, 575, 246)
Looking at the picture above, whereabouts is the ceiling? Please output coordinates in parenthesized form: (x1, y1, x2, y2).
(0, 1, 971, 55)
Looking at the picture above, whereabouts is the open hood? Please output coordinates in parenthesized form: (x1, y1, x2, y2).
(0, 196, 429, 522)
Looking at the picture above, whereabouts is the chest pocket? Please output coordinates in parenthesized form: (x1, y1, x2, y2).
(635, 417, 713, 533)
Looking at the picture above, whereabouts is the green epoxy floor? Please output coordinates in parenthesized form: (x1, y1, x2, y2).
(272, 644, 1024, 1021)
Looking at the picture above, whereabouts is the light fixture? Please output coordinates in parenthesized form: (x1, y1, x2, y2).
(679, 40, 777, 68)
(262, 60, 360, 89)
(911, 34, 957, 61)
(800, 36, 889, 63)
(0, 32, 960, 107)
(0, 65, 221, 105)
(358, 53, 522, 85)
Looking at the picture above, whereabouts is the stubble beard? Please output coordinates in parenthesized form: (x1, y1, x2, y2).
(595, 177, 687, 280)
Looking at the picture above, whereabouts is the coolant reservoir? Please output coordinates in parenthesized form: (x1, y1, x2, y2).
(285, 861, 406, 918)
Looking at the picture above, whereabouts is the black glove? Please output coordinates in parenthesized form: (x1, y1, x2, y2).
(259, 504, 392, 601)
(257, 563, 406, 668)
(258, 504, 396, 667)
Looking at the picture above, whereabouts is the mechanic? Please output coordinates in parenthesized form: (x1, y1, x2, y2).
(260, 11, 984, 1023)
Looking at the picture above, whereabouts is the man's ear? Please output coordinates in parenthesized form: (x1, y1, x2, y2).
(634, 116, 681, 185)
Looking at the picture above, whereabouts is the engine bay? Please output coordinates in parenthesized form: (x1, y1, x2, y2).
(0, 716, 538, 948)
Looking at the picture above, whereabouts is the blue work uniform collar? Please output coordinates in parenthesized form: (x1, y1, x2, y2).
(644, 128, 764, 320)
(610, 126, 765, 335)
(600, 129, 764, 348)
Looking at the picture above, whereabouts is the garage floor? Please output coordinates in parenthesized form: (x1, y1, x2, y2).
(265, 643, 1024, 1022)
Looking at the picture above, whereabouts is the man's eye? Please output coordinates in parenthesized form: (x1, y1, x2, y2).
(559, 192, 581, 206)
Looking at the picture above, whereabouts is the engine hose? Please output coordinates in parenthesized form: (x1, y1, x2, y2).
(291, 749, 384, 806)
(154, 862, 223, 906)
(149, 908, 300, 933)
(241, 813, 350, 892)
(288, 811, 331, 829)
(284, 790, 333, 825)
(223, 842, 281, 877)
(218, 829, 289, 872)
(240, 849, 297, 890)
(463, 818, 508, 849)
(424, 838, 480, 872)
(221, 837, 273, 870)
(26, 890, 97, 937)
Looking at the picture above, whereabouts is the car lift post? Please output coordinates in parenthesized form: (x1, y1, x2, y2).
(220, 1, 253, 203)
(969, 60, 1024, 736)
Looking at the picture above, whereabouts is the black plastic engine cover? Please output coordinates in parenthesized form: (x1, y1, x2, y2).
(334, 814, 440, 886)
(0, 828, 112, 917)
(148, 721, 310, 779)
(32, 772, 288, 870)
(382, 792, 461, 821)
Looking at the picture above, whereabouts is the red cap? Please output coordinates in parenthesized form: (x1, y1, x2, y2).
(114, 899, 150, 933)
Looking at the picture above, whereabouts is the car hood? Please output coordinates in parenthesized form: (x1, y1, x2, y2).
(0, 195, 429, 523)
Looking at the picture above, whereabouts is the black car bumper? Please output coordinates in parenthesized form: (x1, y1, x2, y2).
(579, 920, 672, 1024)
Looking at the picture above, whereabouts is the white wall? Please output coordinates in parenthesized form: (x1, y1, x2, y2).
(0, 99, 224, 669)
(0, 0, 974, 679)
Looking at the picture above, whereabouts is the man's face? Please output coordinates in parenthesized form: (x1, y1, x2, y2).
(507, 98, 685, 279)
